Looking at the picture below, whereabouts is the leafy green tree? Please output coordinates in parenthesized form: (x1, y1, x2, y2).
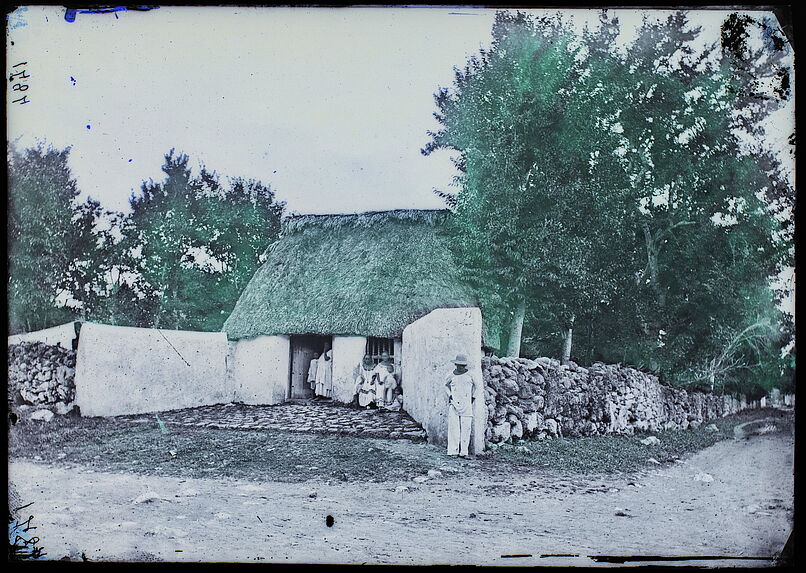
(425, 10, 793, 392)
(121, 150, 285, 331)
(7, 143, 96, 333)
(424, 11, 634, 358)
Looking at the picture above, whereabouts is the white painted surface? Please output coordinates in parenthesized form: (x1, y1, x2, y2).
(402, 307, 485, 452)
(331, 336, 367, 403)
(74, 323, 229, 417)
(229, 335, 290, 405)
(8, 322, 77, 348)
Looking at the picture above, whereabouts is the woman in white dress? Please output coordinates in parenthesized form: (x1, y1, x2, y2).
(353, 354, 378, 408)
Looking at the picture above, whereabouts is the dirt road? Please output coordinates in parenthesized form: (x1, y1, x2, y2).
(9, 430, 793, 565)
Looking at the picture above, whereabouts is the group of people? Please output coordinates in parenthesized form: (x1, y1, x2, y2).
(307, 344, 333, 400)
(353, 351, 402, 411)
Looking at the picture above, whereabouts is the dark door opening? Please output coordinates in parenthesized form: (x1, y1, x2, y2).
(289, 334, 331, 399)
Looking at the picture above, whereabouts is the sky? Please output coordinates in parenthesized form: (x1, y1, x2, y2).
(7, 5, 794, 218)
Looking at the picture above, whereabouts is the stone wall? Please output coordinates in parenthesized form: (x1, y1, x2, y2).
(74, 323, 229, 417)
(483, 356, 761, 444)
(402, 307, 486, 453)
(8, 341, 77, 417)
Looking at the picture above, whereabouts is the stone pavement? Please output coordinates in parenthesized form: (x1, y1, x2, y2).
(117, 401, 428, 441)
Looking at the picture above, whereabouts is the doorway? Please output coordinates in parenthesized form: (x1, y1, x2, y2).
(289, 334, 331, 399)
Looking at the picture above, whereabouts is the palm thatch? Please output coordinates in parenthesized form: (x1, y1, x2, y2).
(223, 209, 493, 343)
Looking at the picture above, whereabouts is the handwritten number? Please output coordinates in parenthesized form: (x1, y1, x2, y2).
(12, 83, 28, 92)
(12, 61, 27, 67)
(12, 95, 30, 104)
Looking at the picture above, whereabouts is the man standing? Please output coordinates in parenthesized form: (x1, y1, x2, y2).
(445, 353, 475, 458)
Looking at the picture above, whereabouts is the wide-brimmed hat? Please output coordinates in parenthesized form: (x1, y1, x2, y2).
(452, 353, 468, 365)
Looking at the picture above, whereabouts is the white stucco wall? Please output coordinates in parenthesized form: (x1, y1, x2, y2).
(229, 335, 291, 405)
(331, 336, 367, 403)
(402, 307, 485, 453)
(8, 322, 77, 349)
(74, 323, 229, 417)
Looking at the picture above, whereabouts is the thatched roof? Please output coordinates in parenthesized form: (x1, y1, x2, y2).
(223, 209, 488, 342)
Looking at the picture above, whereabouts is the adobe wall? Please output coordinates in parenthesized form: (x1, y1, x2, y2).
(7, 322, 78, 349)
(484, 356, 765, 443)
(402, 307, 486, 453)
(74, 323, 229, 417)
(228, 335, 290, 405)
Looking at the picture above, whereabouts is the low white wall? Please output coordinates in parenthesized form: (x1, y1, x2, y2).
(8, 322, 77, 349)
(402, 307, 485, 453)
(74, 323, 229, 417)
(228, 335, 290, 405)
(331, 336, 367, 403)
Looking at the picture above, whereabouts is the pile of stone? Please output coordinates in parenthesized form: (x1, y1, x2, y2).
(483, 356, 756, 444)
(7, 341, 77, 416)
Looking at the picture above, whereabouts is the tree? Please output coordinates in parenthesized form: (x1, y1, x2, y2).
(7, 143, 97, 333)
(425, 9, 793, 392)
(121, 150, 285, 331)
(424, 11, 634, 357)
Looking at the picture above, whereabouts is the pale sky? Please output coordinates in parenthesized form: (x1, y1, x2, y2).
(6, 5, 794, 218)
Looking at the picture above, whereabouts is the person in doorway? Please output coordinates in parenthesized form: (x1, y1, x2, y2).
(314, 344, 333, 399)
(379, 362, 398, 407)
(353, 354, 378, 408)
(307, 352, 320, 391)
(445, 353, 476, 458)
(372, 351, 395, 406)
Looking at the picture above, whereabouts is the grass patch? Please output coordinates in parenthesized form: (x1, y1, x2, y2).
(9, 407, 793, 480)
(488, 407, 793, 475)
(8, 414, 447, 483)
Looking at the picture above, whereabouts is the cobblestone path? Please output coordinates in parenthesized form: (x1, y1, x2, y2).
(117, 401, 428, 441)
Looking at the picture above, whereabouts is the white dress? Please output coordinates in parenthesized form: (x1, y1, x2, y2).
(314, 350, 333, 397)
(354, 366, 377, 407)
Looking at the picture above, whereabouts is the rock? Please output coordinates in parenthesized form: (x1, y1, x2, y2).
(640, 436, 661, 446)
(524, 412, 540, 433)
(394, 486, 410, 493)
(509, 417, 524, 440)
(693, 472, 714, 483)
(412, 476, 429, 484)
(29, 409, 55, 422)
(426, 470, 443, 479)
(491, 421, 511, 443)
(308, 490, 318, 498)
(439, 466, 461, 474)
(705, 424, 719, 432)
(543, 419, 559, 437)
(132, 492, 165, 504)
(647, 458, 661, 465)
(501, 378, 520, 396)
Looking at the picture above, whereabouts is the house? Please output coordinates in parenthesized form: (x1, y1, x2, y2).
(222, 208, 495, 450)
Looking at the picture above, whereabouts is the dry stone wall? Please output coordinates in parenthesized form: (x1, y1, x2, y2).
(8, 342, 77, 416)
(483, 356, 758, 444)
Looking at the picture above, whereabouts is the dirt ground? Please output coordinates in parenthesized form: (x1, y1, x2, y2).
(9, 428, 794, 566)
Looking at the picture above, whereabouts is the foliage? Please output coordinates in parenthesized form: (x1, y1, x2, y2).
(425, 10, 793, 390)
(7, 143, 93, 333)
(116, 150, 285, 330)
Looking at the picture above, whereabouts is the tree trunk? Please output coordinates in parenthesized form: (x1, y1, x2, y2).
(562, 314, 575, 365)
(506, 297, 526, 357)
